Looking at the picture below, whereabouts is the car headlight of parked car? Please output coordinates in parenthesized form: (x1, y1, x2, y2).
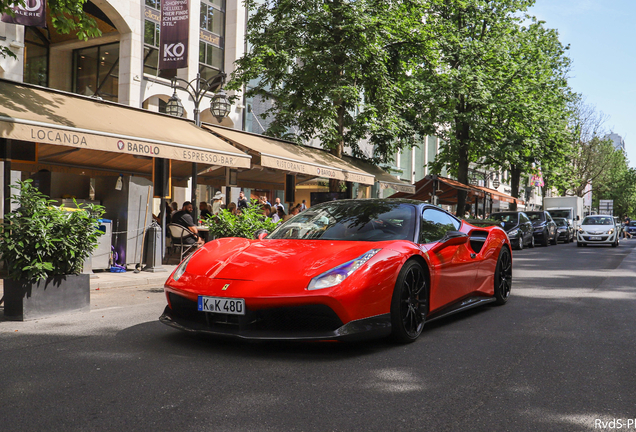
(307, 249, 381, 290)
(608, 229, 614, 235)
(508, 229, 520, 238)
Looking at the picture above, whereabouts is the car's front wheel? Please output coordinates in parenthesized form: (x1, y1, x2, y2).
(494, 247, 512, 305)
(528, 235, 535, 248)
(517, 236, 524, 250)
(390, 260, 427, 343)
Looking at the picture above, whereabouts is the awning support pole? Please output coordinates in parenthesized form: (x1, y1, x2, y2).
(3, 138, 11, 218)
(191, 162, 198, 222)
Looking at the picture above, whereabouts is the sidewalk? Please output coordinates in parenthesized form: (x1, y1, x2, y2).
(89, 265, 176, 290)
(0, 265, 177, 297)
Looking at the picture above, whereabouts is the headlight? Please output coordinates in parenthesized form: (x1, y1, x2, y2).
(173, 252, 196, 281)
(608, 229, 614, 235)
(307, 249, 381, 290)
(578, 228, 584, 233)
(508, 229, 519, 238)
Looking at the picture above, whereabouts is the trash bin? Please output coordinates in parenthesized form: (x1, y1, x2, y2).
(92, 219, 112, 270)
(143, 221, 165, 272)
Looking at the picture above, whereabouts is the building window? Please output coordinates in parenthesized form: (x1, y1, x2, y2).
(200, 0, 225, 35)
(73, 42, 119, 102)
(143, 19, 176, 79)
(145, 0, 160, 9)
(23, 27, 49, 87)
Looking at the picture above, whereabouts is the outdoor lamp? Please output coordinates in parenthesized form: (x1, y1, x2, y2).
(493, 175, 500, 189)
(210, 90, 231, 122)
(166, 90, 185, 118)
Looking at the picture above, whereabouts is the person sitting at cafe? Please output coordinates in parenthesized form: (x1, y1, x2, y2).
(199, 201, 212, 221)
(171, 201, 204, 246)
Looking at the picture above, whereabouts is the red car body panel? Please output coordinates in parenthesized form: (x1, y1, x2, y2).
(162, 201, 511, 341)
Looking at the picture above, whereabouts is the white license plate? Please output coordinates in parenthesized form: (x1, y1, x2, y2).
(590, 236, 601, 240)
(198, 296, 245, 315)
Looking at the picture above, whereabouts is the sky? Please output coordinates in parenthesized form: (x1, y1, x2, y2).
(529, 0, 636, 166)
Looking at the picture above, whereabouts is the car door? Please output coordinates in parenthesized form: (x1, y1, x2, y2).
(546, 212, 557, 240)
(519, 212, 532, 244)
(420, 208, 478, 312)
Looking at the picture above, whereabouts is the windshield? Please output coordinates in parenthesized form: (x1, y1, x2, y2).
(629, 221, 636, 227)
(268, 201, 417, 241)
(549, 210, 572, 219)
(490, 213, 518, 224)
(582, 216, 614, 226)
(525, 212, 545, 222)
(553, 218, 568, 227)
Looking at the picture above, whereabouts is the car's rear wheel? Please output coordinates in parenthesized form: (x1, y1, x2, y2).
(494, 247, 512, 305)
(390, 260, 427, 343)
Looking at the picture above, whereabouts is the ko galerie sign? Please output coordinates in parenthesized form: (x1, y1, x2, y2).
(159, 0, 189, 69)
(1, 0, 46, 27)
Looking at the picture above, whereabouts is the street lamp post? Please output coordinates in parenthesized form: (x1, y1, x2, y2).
(165, 72, 231, 221)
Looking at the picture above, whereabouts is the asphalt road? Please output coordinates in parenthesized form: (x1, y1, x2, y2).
(2, 239, 636, 431)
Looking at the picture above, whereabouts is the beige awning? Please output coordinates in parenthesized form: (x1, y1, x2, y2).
(0, 79, 251, 168)
(342, 156, 416, 194)
(203, 124, 376, 185)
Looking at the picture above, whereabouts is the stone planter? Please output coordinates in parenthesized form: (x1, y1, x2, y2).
(3, 274, 90, 321)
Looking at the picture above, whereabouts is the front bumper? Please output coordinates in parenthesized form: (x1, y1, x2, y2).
(577, 231, 618, 244)
(159, 292, 392, 341)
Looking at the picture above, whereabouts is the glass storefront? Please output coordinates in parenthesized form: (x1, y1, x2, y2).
(23, 27, 48, 87)
(73, 43, 119, 102)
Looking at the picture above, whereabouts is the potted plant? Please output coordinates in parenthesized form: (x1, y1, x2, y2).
(204, 199, 278, 239)
(0, 180, 104, 320)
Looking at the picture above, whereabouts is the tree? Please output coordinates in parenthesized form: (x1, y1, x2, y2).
(410, 0, 572, 216)
(227, 0, 429, 190)
(1, 0, 100, 59)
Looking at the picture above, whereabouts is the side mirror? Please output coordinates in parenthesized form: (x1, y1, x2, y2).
(439, 230, 469, 247)
(254, 229, 269, 240)
(500, 222, 505, 228)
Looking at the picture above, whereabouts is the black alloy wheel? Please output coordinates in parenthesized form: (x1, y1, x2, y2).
(390, 260, 428, 343)
(494, 247, 512, 305)
(529, 234, 535, 248)
(517, 236, 524, 250)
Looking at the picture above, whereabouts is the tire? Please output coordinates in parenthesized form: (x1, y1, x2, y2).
(542, 231, 549, 246)
(390, 260, 428, 343)
(577, 241, 582, 247)
(517, 236, 523, 250)
(550, 231, 558, 245)
(494, 247, 512, 305)
(529, 235, 535, 248)
(612, 239, 619, 247)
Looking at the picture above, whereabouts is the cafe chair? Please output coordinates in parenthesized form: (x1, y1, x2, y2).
(167, 223, 199, 262)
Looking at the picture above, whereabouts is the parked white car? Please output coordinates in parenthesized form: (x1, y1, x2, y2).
(577, 215, 620, 247)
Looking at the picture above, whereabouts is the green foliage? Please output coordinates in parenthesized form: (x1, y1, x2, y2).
(203, 199, 278, 239)
(0, 0, 101, 59)
(0, 180, 104, 282)
(228, 0, 428, 162)
(407, 0, 572, 212)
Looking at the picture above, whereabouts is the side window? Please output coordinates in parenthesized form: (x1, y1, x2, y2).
(520, 213, 529, 224)
(546, 213, 553, 222)
(420, 209, 459, 243)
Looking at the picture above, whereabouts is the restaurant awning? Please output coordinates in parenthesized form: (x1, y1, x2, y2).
(390, 175, 484, 204)
(0, 79, 251, 168)
(473, 185, 524, 205)
(203, 124, 376, 185)
(342, 156, 416, 194)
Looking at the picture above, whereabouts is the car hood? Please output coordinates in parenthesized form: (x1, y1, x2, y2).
(531, 220, 546, 227)
(185, 237, 391, 282)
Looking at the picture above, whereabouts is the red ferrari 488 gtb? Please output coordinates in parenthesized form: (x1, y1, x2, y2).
(160, 199, 512, 343)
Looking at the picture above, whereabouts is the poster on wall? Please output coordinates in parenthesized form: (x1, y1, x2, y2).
(1, 0, 47, 28)
(159, 0, 189, 69)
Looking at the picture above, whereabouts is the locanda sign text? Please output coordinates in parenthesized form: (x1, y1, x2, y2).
(31, 128, 88, 146)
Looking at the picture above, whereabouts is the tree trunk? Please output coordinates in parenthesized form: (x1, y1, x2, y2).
(510, 164, 522, 211)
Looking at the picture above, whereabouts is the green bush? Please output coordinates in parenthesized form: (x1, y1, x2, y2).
(204, 199, 278, 239)
(0, 180, 105, 282)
